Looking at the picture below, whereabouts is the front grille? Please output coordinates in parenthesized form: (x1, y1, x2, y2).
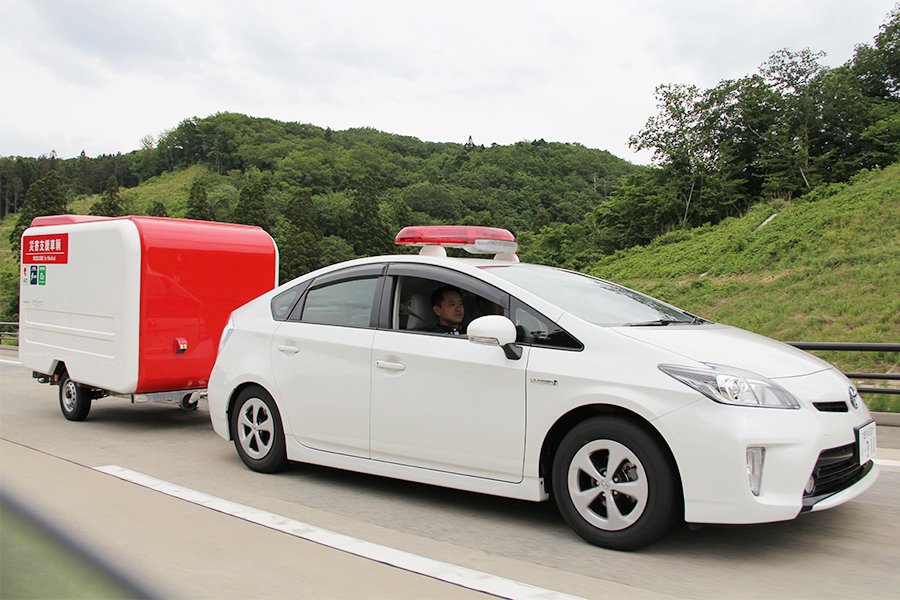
(813, 401, 849, 413)
(802, 442, 872, 509)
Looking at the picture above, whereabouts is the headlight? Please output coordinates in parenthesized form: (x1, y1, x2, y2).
(659, 363, 800, 409)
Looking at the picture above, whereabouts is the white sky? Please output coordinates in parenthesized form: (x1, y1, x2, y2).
(0, 0, 896, 165)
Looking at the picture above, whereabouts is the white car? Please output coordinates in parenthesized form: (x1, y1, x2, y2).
(208, 226, 879, 550)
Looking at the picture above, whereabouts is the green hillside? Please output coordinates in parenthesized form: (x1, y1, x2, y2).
(589, 165, 900, 410)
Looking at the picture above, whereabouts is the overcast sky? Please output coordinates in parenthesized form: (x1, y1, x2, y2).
(1, 0, 896, 165)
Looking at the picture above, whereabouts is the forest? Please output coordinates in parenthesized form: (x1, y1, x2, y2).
(1, 8, 898, 292)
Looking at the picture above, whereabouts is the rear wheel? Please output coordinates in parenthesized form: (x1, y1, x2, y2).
(552, 417, 676, 550)
(230, 386, 287, 473)
(59, 376, 91, 421)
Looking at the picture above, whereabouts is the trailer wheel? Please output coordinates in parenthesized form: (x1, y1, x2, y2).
(59, 377, 91, 421)
(180, 393, 199, 411)
(230, 386, 287, 473)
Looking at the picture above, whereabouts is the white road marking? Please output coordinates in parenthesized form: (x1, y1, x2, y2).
(94, 465, 585, 600)
(874, 458, 900, 468)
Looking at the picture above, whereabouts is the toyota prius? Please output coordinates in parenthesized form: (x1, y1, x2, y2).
(208, 226, 878, 550)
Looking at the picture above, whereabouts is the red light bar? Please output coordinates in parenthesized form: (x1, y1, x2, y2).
(395, 226, 518, 256)
(396, 226, 515, 246)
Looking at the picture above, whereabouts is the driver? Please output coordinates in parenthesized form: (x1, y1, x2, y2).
(427, 285, 464, 335)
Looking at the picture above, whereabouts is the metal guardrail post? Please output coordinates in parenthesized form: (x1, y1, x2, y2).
(0, 322, 19, 344)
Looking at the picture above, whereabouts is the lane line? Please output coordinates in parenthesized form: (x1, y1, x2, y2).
(94, 465, 585, 600)
(874, 458, 900, 468)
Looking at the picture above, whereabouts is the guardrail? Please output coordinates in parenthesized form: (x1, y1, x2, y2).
(786, 342, 900, 395)
(2, 321, 896, 394)
(0, 322, 18, 344)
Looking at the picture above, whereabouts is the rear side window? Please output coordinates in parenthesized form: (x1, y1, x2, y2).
(271, 280, 311, 321)
(301, 278, 379, 327)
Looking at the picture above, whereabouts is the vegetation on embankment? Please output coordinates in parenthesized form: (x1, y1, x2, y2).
(590, 165, 900, 411)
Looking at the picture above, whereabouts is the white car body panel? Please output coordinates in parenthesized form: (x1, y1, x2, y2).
(271, 321, 374, 457)
(370, 329, 529, 482)
(615, 324, 834, 378)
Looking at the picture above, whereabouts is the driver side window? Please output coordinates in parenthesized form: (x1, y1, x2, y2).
(389, 273, 508, 335)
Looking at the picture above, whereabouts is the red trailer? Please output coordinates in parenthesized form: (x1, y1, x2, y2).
(19, 215, 278, 420)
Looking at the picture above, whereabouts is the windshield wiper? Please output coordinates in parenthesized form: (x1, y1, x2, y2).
(625, 319, 675, 326)
(625, 318, 700, 327)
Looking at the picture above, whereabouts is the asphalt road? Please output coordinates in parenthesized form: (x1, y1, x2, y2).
(1, 354, 899, 600)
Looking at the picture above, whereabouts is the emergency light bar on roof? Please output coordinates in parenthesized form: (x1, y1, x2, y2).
(395, 226, 519, 260)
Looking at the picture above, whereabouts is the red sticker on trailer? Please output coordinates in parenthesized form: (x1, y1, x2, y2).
(22, 233, 69, 264)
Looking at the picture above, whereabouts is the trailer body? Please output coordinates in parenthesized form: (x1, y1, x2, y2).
(19, 215, 278, 399)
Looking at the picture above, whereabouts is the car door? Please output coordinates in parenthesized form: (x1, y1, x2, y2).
(369, 264, 529, 482)
(270, 265, 384, 458)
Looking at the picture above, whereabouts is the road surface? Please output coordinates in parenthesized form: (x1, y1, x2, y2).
(2, 353, 898, 599)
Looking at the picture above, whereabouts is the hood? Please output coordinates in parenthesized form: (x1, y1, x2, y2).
(613, 324, 833, 379)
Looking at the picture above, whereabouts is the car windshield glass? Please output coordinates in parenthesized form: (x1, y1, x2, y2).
(485, 264, 699, 326)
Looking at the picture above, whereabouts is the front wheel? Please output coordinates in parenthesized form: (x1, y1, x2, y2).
(59, 376, 91, 421)
(230, 386, 288, 473)
(552, 417, 677, 550)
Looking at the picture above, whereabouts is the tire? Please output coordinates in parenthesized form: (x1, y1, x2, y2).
(230, 386, 288, 473)
(552, 417, 676, 551)
(180, 393, 199, 411)
(59, 376, 91, 421)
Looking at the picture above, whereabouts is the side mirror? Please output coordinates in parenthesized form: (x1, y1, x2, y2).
(467, 315, 522, 360)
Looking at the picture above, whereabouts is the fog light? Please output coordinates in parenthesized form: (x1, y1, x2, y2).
(747, 447, 766, 496)
(805, 475, 816, 495)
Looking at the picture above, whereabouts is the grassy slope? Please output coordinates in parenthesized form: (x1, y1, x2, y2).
(589, 164, 900, 410)
(68, 165, 207, 216)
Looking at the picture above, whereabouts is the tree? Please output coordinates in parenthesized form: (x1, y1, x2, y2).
(851, 6, 900, 100)
(757, 48, 828, 194)
(316, 235, 357, 268)
(89, 175, 125, 217)
(232, 168, 271, 231)
(273, 189, 322, 281)
(185, 180, 214, 221)
(347, 177, 392, 257)
(284, 188, 320, 237)
(9, 170, 68, 250)
(147, 201, 168, 217)
(346, 178, 393, 256)
(628, 83, 721, 227)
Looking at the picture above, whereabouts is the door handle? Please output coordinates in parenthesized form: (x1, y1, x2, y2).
(277, 344, 301, 354)
(375, 360, 406, 371)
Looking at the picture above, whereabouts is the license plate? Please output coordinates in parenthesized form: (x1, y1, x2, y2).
(857, 421, 877, 465)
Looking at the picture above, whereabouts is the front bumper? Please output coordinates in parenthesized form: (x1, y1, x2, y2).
(655, 369, 878, 525)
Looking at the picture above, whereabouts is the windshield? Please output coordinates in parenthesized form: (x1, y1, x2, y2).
(485, 264, 702, 327)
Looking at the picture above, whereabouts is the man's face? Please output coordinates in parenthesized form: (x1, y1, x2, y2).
(434, 291, 464, 327)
